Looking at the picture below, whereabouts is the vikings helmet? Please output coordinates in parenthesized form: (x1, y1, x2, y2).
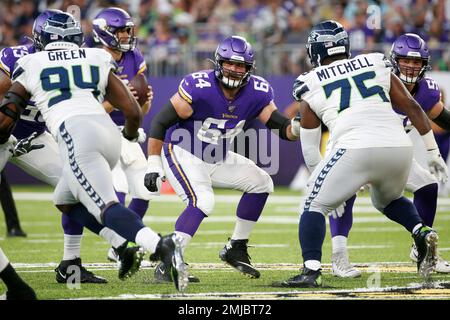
(92, 7, 137, 52)
(390, 33, 431, 84)
(39, 12, 84, 51)
(214, 36, 255, 88)
(306, 20, 350, 68)
(32, 9, 63, 51)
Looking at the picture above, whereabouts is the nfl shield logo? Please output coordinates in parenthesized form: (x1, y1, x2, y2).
(228, 105, 236, 113)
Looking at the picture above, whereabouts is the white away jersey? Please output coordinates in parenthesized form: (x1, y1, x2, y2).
(294, 52, 411, 149)
(12, 48, 115, 137)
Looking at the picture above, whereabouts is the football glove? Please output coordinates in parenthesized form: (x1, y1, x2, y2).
(144, 155, 166, 195)
(11, 132, 44, 157)
(120, 126, 147, 144)
(426, 148, 448, 183)
(290, 116, 301, 138)
(0, 136, 17, 171)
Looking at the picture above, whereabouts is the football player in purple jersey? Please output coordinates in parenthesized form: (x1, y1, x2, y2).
(92, 7, 154, 262)
(0, 10, 136, 285)
(329, 33, 450, 277)
(144, 35, 301, 282)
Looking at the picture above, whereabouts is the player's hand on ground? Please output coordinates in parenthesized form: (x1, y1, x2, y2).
(426, 148, 448, 183)
(330, 203, 345, 219)
(144, 155, 166, 195)
(11, 132, 44, 157)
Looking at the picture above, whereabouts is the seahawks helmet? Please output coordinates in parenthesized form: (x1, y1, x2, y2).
(214, 36, 255, 88)
(390, 33, 431, 84)
(306, 20, 350, 68)
(92, 7, 137, 52)
(39, 12, 84, 51)
(32, 9, 63, 51)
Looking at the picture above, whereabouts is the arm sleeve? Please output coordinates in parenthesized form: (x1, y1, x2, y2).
(300, 126, 322, 173)
(149, 101, 183, 140)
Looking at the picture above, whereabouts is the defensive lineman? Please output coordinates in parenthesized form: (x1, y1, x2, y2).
(0, 12, 188, 291)
(274, 20, 446, 287)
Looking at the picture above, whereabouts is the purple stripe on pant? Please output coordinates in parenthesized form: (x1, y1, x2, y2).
(163, 143, 197, 207)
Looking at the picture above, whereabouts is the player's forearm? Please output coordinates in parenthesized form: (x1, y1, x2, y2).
(265, 110, 299, 141)
(148, 138, 164, 156)
(432, 106, 450, 131)
(300, 126, 322, 173)
(405, 101, 432, 135)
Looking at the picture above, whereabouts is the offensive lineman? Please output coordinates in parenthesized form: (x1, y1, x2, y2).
(144, 35, 300, 282)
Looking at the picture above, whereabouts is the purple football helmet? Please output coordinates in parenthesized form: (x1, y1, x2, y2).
(214, 36, 255, 88)
(92, 7, 137, 52)
(32, 9, 63, 51)
(390, 33, 431, 84)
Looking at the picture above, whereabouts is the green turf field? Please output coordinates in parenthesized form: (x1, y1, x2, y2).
(1, 186, 449, 300)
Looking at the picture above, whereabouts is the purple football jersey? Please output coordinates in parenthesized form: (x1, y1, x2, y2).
(167, 70, 274, 163)
(0, 44, 47, 139)
(396, 76, 441, 130)
(108, 48, 147, 125)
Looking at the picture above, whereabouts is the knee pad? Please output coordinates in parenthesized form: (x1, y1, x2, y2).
(195, 193, 215, 216)
(246, 169, 274, 194)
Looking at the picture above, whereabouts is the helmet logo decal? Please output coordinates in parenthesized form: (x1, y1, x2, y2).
(92, 18, 107, 31)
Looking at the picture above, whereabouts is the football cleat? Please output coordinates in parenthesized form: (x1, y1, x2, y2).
(107, 241, 128, 263)
(331, 252, 361, 278)
(410, 243, 450, 273)
(7, 227, 27, 237)
(412, 226, 438, 278)
(219, 239, 260, 278)
(272, 267, 322, 288)
(55, 258, 107, 284)
(6, 284, 37, 300)
(117, 246, 145, 280)
(154, 261, 200, 283)
(150, 233, 189, 292)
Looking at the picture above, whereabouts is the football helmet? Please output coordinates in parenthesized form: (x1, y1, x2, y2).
(306, 20, 350, 68)
(390, 33, 431, 84)
(92, 7, 137, 52)
(39, 12, 84, 51)
(214, 36, 255, 88)
(32, 9, 63, 51)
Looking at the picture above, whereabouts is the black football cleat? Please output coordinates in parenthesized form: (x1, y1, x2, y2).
(272, 267, 322, 288)
(117, 246, 145, 280)
(7, 227, 27, 237)
(154, 261, 200, 283)
(150, 233, 189, 292)
(413, 225, 439, 278)
(55, 258, 107, 284)
(219, 239, 260, 278)
(6, 284, 37, 300)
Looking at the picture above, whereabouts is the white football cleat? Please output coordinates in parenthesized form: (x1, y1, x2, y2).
(107, 247, 119, 263)
(410, 243, 450, 273)
(331, 252, 361, 278)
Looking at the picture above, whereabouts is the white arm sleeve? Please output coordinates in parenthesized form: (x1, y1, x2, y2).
(300, 126, 322, 173)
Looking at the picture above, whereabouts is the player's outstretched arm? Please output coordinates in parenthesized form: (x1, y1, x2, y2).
(298, 100, 322, 173)
(105, 71, 142, 140)
(259, 101, 300, 141)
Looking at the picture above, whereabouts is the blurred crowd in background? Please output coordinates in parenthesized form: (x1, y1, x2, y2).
(1, 0, 450, 77)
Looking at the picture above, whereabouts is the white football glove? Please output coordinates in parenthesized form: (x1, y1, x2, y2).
(119, 126, 147, 144)
(426, 148, 448, 183)
(144, 155, 166, 195)
(330, 203, 345, 219)
(290, 116, 301, 138)
(0, 136, 17, 171)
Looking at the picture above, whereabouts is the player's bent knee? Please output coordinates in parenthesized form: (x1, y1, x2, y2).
(246, 170, 274, 194)
(55, 203, 76, 214)
(195, 196, 215, 216)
